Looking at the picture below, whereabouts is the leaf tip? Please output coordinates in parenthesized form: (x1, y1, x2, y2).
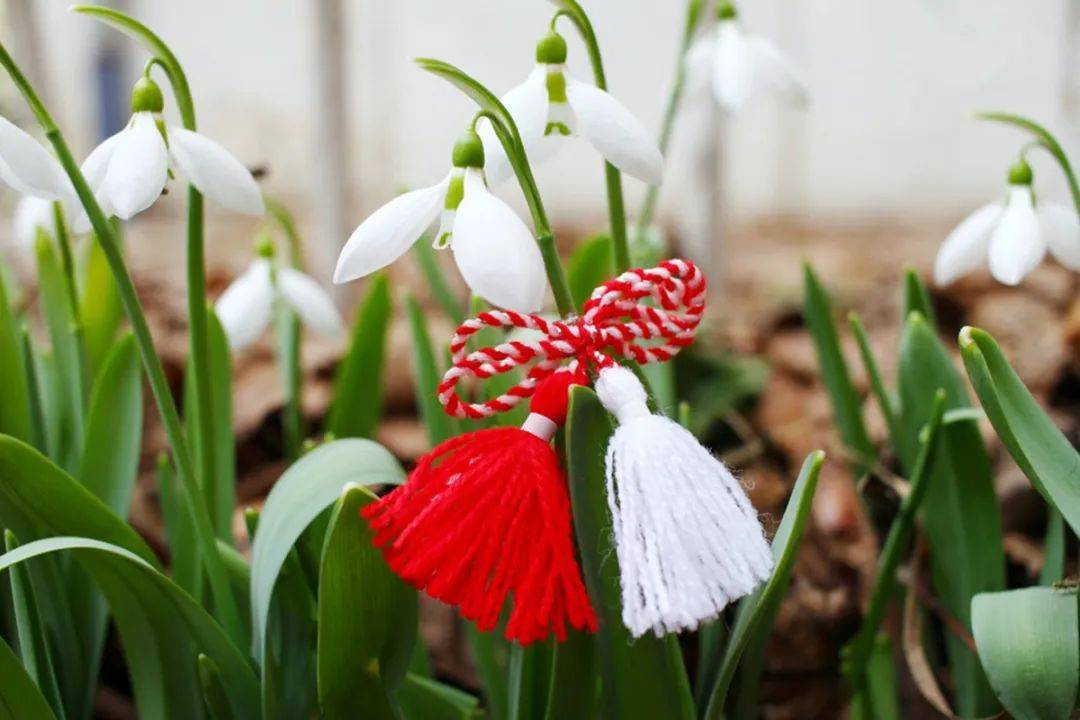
(958, 325, 976, 348)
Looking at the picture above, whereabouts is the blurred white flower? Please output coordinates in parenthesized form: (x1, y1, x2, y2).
(216, 247, 343, 351)
(935, 161, 1080, 286)
(12, 195, 60, 250)
(480, 31, 663, 186)
(334, 130, 548, 313)
(75, 76, 263, 231)
(685, 2, 808, 113)
(0, 116, 72, 201)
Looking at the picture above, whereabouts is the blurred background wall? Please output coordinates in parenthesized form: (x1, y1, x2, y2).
(4, 0, 1079, 279)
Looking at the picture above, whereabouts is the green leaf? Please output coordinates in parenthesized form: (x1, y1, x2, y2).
(250, 439, 404, 661)
(78, 333, 141, 516)
(802, 263, 872, 473)
(850, 634, 901, 720)
(34, 233, 84, 472)
(0, 636, 56, 720)
(317, 484, 417, 719)
(405, 295, 455, 446)
(0, 272, 31, 444)
(900, 268, 936, 329)
(197, 654, 235, 720)
(847, 312, 900, 448)
(543, 630, 598, 720)
(897, 313, 1003, 715)
(78, 229, 124, 377)
(465, 623, 511, 720)
(327, 274, 391, 439)
(565, 387, 694, 720)
(1040, 508, 1065, 585)
(960, 327, 1080, 534)
(972, 587, 1079, 720)
(566, 233, 613, 310)
(705, 451, 825, 719)
(413, 239, 465, 325)
(207, 311, 235, 538)
(156, 453, 200, 595)
(508, 641, 554, 720)
(674, 349, 769, 437)
(398, 675, 481, 720)
(0, 537, 260, 719)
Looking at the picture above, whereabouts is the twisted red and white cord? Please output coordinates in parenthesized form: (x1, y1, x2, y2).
(437, 258, 705, 419)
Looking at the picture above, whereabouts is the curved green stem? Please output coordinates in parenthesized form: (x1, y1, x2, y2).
(551, 0, 631, 272)
(636, 0, 706, 234)
(265, 195, 305, 270)
(0, 37, 243, 644)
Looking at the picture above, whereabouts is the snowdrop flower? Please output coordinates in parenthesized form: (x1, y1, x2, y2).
(479, 31, 663, 186)
(334, 129, 547, 313)
(0, 116, 72, 201)
(76, 76, 263, 230)
(685, 1, 808, 113)
(216, 238, 343, 351)
(12, 195, 61, 250)
(935, 160, 1080, 287)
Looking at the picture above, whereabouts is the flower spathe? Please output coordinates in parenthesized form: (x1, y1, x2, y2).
(334, 131, 548, 313)
(215, 254, 344, 351)
(74, 77, 264, 231)
(479, 31, 663, 186)
(935, 162, 1080, 287)
(685, 3, 809, 113)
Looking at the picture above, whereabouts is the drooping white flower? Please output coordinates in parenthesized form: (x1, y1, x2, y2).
(12, 195, 65, 251)
(935, 160, 1080, 286)
(334, 129, 548, 313)
(75, 76, 263, 231)
(216, 240, 344, 351)
(684, 1, 808, 113)
(0, 116, 72, 201)
(479, 31, 663, 186)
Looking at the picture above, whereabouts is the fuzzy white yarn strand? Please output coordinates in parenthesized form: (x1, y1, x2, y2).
(595, 365, 774, 638)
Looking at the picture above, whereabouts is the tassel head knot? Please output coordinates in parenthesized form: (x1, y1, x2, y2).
(596, 365, 651, 424)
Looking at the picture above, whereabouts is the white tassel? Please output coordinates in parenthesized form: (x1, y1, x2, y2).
(595, 365, 774, 638)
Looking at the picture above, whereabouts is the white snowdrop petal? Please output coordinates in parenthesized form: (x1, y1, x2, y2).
(1037, 202, 1080, 271)
(684, 34, 716, 96)
(989, 188, 1045, 286)
(0, 116, 70, 200)
(168, 127, 265, 215)
(451, 169, 546, 312)
(215, 260, 274, 350)
(81, 132, 123, 192)
(102, 112, 169, 220)
(565, 77, 664, 185)
(479, 66, 549, 185)
(334, 177, 449, 283)
(13, 195, 56, 249)
(933, 203, 1002, 285)
(747, 35, 809, 107)
(277, 267, 344, 337)
(713, 22, 753, 112)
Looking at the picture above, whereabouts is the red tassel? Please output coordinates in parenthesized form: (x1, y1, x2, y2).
(362, 370, 598, 644)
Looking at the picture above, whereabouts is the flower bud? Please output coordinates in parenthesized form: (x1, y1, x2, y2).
(1007, 158, 1033, 186)
(452, 130, 485, 169)
(535, 31, 568, 65)
(717, 0, 738, 20)
(254, 234, 276, 259)
(130, 76, 164, 114)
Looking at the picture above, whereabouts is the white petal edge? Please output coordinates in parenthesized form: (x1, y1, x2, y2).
(333, 175, 449, 283)
(746, 35, 810, 107)
(13, 195, 56, 250)
(0, 116, 71, 200)
(168, 126, 265, 215)
(988, 187, 1045, 286)
(81, 131, 123, 192)
(450, 169, 546, 312)
(1036, 202, 1080, 271)
(479, 65, 549, 186)
(215, 260, 274, 350)
(277, 267, 344, 337)
(102, 113, 169, 220)
(565, 76, 664, 185)
(713, 22, 753, 112)
(934, 202, 1002, 285)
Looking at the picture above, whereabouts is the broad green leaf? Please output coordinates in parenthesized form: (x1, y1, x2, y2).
(327, 274, 391, 439)
(972, 587, 1078, 720)
(705, 451, 825, 719)
(897, 313, 1002, 715)
(900, 268, 936, 328)
(250, 439, 404, 660)
(543, 629, 597, 720)
(465, 623, 510, 720)
(0, 636, 56, 720)
(156, 453, 200, 595)
(566, 233, 613, 310)
(2, 532, 64, 719)
(405, 295, 455, 446)
(0, 537, 259, 719)
(398, 675, 481, 720)
(317, 485, 417, 719)
(78, 230, 123, 377)
(565, 387, 694, 720)
(275, 304, 303, 459)
(509, 641, 554, 720)
(19, 327, 47, 453)
(197, 654, 234, 720)
(802, 263, 872, 473)
(0, 272, 31, 444)
(850, 634, 901, 720)
(34, 233, 84, 472)
(960, 327, 1080, 535)
(694, 621, 726, 710)
(1040, 508, 1065, 585)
